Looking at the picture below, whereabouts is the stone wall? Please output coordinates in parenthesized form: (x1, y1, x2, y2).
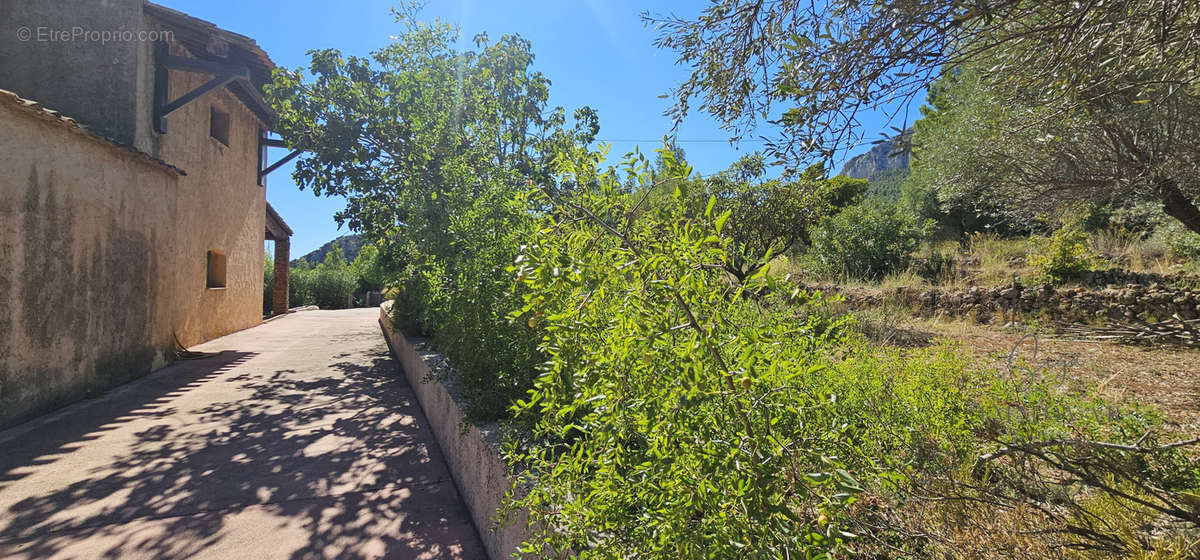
(0, 97, 181, 427)
(816, 281, 1200, 324)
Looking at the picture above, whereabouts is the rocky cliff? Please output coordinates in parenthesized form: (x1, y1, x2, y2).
(839, 131, 912, 180)
(292, 234, 365, 267)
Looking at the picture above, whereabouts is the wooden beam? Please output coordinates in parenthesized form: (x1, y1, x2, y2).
(153, 44, 253, 129)
(259, 149, 302, 178)
(153, 42, 170, 133)
(162, 54, 248, 77)
(160, 72, 242, 118)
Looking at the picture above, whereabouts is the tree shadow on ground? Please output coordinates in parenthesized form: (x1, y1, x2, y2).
(0, 340, 482, 559)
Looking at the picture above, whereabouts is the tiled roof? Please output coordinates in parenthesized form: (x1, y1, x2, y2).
(0, 88, 186, 176)
(266, 202, 294, 238)
(144, 2, 275, 86)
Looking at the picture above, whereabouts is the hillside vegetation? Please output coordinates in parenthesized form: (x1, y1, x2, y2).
(264, 2, 1200, 558)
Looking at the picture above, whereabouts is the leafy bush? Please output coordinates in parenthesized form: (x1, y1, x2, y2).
(288, 262, 312, 307)
(807, 201, 929, 281)
(281, 244, 358, 310)
(263, 257, 275, 315)
(503, 147, 1195, 558)
(1028, 225, 1097, 284)
(349, 243, 388, 293)
(509, 149, 869, 557)
(909, 246, 957, 283)
(665, 155, 866, 283)
(307, 266, 356, 309)
(1151, 220, 1200, 260)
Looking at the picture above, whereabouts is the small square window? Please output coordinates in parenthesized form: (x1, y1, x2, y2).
(210, 106, 230, 146)
(206, 250, 227, 289)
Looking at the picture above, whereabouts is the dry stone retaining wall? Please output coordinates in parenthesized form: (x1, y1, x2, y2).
(812, 281, 1200, 324)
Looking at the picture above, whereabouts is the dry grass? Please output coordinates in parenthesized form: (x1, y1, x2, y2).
(1091, 227, 1187, 276)
(855, 313, 1200, 557)
(913, 316, 1200, 434)
(775, 229, 1199, 290)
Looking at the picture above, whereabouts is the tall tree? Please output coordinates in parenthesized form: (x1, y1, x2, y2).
(267, 8, 597, 251)
(647, 1, 1200, 233)
(266, 5, 598, 419)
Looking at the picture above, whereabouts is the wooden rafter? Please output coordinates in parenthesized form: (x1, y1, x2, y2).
(153, 41, 253, 133)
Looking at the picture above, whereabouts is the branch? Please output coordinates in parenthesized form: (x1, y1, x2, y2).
(974, 436, 1200, 474)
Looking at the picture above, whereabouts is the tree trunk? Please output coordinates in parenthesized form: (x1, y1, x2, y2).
(1158, 177, 1200, 236)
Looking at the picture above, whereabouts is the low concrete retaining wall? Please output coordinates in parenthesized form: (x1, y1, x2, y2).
(378, 303, 529, 559)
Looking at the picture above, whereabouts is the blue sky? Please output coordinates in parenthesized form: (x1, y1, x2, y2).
(158, 0, 911, 256)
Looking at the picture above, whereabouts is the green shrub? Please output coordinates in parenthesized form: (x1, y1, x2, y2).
(1150, 220, 1200, 260)
(263, 257, 274, 315)
(308, 266, 356, 309)
(284, 250, 357, 310)
(383, 183, 545, 421)
(1028, 225, 1096, 284)
(807, 201, 929, 281)
(909, 246, 957, 283)
(503, 147, 1190, 558)
(288, 265, 312, 307)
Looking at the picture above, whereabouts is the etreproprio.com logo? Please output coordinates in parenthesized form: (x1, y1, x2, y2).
(16, 26, 173, 45)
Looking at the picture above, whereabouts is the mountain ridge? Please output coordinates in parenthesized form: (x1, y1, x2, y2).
(838, 131, 912, 180)
(291, 234, 365, 267)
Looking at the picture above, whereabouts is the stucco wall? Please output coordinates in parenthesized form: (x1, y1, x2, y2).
(0, 0, 144, 145)
(0, 11, 271, 426)
(137, 40, 267, 347)
(0, 100, 180, 427)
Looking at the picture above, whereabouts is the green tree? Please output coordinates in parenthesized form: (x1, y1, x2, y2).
(267, 4, 596, 419)
(647, 1, 1200, 234)
(349, 243, 387, 293)
(263, 256, 275, 315)
(684, 155, 866, 282)
(901, 70, 1024, 238)
(302, 242, 355, 310)
(321, 242, 346, 269)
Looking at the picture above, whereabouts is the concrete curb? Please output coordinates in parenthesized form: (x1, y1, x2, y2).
(378, 304, 530, 560)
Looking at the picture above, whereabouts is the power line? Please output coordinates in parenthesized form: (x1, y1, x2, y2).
(594, 138, 767, 143)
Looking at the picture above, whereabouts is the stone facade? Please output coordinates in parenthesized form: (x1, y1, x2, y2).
(0, 1, 289, 427)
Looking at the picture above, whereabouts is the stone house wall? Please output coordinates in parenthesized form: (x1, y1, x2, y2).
(0, 1, 276, 426)
(134, 39, 267, 347)
(0, 96, 182, 426)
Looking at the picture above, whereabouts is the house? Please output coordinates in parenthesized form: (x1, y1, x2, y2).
(0, 1, 295, 427)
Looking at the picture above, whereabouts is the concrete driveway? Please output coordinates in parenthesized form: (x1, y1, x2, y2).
(0, 309, 486, 559)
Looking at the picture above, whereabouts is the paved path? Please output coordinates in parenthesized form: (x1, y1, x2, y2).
(0, 309, 485, 559)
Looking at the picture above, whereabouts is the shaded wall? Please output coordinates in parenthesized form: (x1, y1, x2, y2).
(0, 101, 180, 427)
(0, 15, 270, 426)
(0, 0, 144, 144)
